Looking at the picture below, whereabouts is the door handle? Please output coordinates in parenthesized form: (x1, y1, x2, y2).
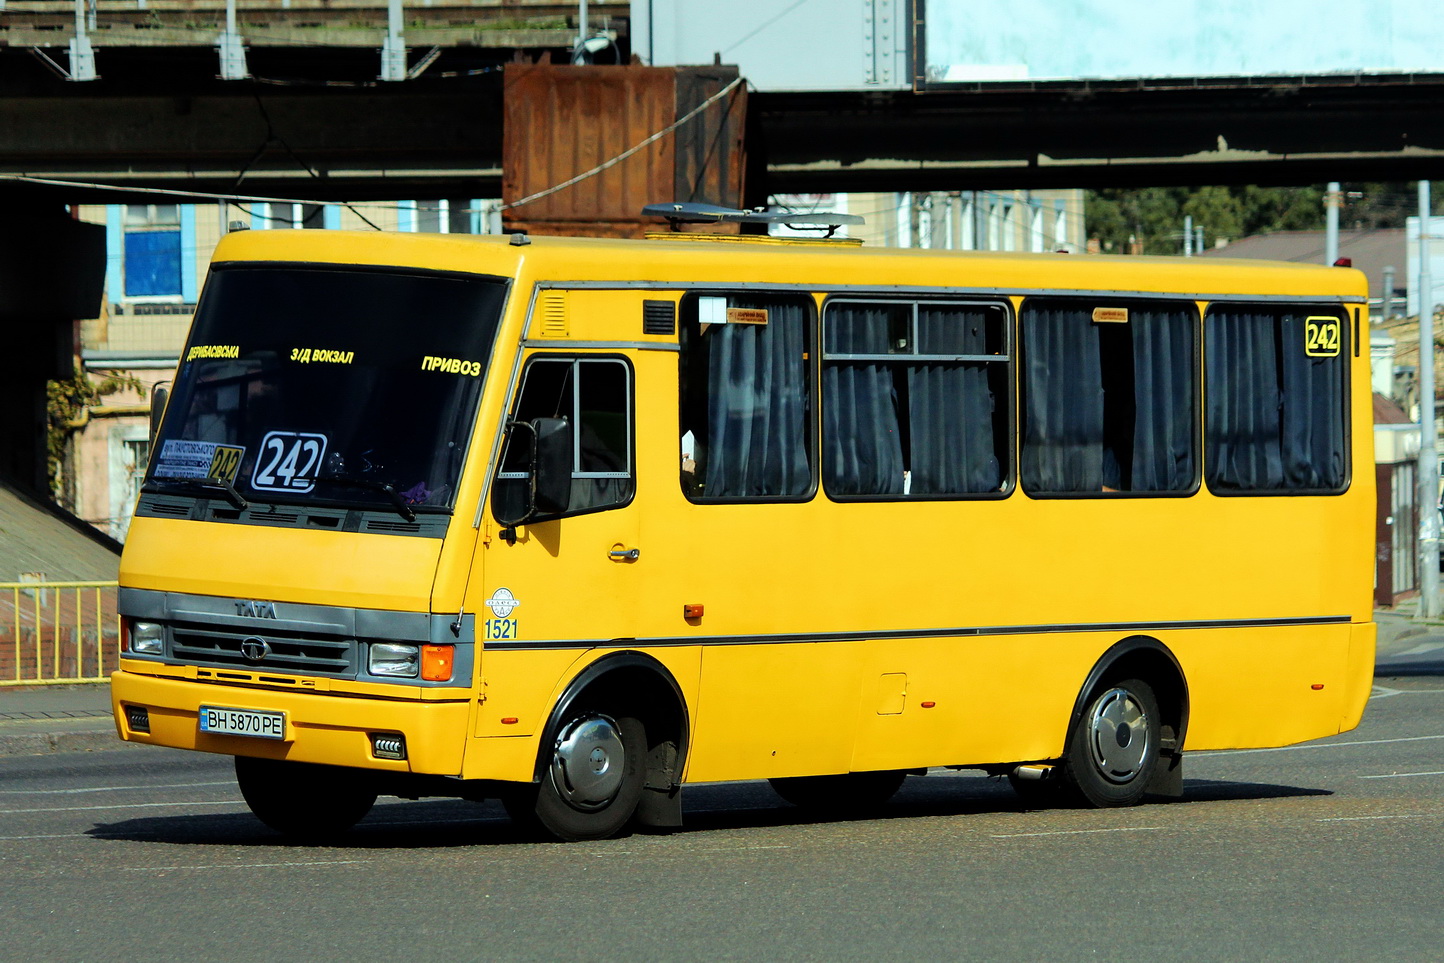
(609, 547, 640, 562)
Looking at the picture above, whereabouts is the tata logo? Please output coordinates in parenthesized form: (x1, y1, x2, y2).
(235, 600, 277, 619)
(240, 637, 271, 662)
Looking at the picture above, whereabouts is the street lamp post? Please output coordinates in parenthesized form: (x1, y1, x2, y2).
(1418, 180, 1440, 618)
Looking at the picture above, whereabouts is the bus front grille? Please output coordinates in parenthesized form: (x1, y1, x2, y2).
(170, 627, 355, 676)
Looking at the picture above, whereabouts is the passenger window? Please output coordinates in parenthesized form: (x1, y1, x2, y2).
(1021, 299, 1197, 495)
(494, 356, 634, 520)
(822, 299, 1010, 498)
(1205, 305, 1348, 493)
(679, 293, 814, 500)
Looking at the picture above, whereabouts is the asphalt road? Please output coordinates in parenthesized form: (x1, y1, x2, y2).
(3, 676, 1443, 962)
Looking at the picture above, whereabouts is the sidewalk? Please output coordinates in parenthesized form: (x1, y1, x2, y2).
(3, 611, 1443, 758)
(0, 682, 120, 756)
(1374, 597, 1444, 674)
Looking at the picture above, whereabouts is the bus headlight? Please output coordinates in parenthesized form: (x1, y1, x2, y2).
(129, 621, 164, 655)
(369, 642, 419, 677)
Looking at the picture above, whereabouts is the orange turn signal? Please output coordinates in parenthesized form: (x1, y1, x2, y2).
(683, 603, 705, 619)
(1311, 683, 1325, 691)
(421, 644, 454, 682)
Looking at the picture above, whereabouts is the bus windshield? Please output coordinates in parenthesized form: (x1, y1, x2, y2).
(145, 263, 507, 514)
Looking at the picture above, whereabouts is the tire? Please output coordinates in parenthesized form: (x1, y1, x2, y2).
(510, 711, 646, 842)
(769, 770, 906, 814)
(234, 755, 377, 839)
(1059, 677, 1162, 808)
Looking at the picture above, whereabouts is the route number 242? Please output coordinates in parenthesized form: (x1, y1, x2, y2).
(1305, 316, 1341, 358)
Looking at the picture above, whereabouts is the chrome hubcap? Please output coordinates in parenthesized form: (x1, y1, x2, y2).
(550, 713, 625, 812)
(1086, 687, 1150, 783)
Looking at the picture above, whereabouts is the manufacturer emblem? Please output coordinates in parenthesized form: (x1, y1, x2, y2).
(235, 600, 277, 619)
(240, 637, 271, 662)
(485, 587, 520, 618)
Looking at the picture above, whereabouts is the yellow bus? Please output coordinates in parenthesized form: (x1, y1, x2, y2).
(111, 212, 1375, 841)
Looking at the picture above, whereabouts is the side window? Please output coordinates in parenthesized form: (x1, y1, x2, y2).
(494, 356, 634, 520)
(679, 293, 814, 500)
(822, 299, 1009, 498)
(1021, 299, 1197, 495)
(1205, 305, 1348, 493)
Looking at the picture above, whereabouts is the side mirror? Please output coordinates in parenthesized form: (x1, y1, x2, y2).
(531, 416, 573, 515)
(493, 416, 573, 528)
(149, 384, 169, 444)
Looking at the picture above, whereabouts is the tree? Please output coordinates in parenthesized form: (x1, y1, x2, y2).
(47, 366, 143, 510)
(1086, 182, 1440, 256)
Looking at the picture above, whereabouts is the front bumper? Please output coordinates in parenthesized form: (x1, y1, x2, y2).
(111, 669, 471, 776)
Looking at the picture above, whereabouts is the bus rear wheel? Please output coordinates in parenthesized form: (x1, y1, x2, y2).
(508, 711, 646, 842)
(1060, 678, 1161, 808)
(769, 771, 907, 814)
(234, 756, 377, 839)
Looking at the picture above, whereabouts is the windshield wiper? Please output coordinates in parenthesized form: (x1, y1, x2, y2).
(151, 475, 249, 511)
(305, 473, 416, 522)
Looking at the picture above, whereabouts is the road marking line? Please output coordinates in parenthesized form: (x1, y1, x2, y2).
(0, 781, 235, 796)
(1317, 814, 1434, 823)
(1395, 643, 1444, 656)
(121, 860, 366, 872)
(0, 801, 241, 815)
(1370, 685, 1444, 699)
(991, 827, 1161, 839)
(1359, 770, 1444, 779)
(1192, 733, 1444, 757)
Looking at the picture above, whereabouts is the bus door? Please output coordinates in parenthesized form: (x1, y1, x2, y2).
(474, 351, 640, 672)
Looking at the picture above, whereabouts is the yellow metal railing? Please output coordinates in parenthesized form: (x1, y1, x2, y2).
(0, 581, 120, 687)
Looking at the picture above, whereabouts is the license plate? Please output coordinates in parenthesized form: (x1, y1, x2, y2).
(198, 705, 286, 740)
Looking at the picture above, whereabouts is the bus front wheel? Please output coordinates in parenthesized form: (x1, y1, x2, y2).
(508, 711, 646, 841)
(234, 755, 377, 838)
(1060, 678, 1161, 808)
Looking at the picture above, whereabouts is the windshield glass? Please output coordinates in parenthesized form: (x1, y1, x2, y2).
(146, 263, 507, 513)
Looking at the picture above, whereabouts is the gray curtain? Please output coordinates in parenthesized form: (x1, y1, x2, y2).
(823, 306, 904, 495)
(1207, 309, 1345, 491)
(1128, 308, 1195, 491)
(909, 305, 1002, 494)
(705, 298, 811, 497)
(1024, 301, 1196, 494)
(1022, 304, 1106, 492)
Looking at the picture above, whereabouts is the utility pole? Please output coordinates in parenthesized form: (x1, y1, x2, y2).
(1183, 215, 1193, 256)
(1418, 180, 1440, 618)
(217, 0, 249, 80)
(380, 0, 406, 81)
(68, 0, 97, 81)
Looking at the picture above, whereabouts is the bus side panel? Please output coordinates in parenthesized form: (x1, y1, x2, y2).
(1171, 622, 1353, 750)
(683, 641, 863, 783)
(848, 634, 1090, 773)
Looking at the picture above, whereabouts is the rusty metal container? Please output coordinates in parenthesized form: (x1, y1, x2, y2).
(502, 63, 746, 237)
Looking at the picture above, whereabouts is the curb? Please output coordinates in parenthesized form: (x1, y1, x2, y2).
(0, 729, 130, 757)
